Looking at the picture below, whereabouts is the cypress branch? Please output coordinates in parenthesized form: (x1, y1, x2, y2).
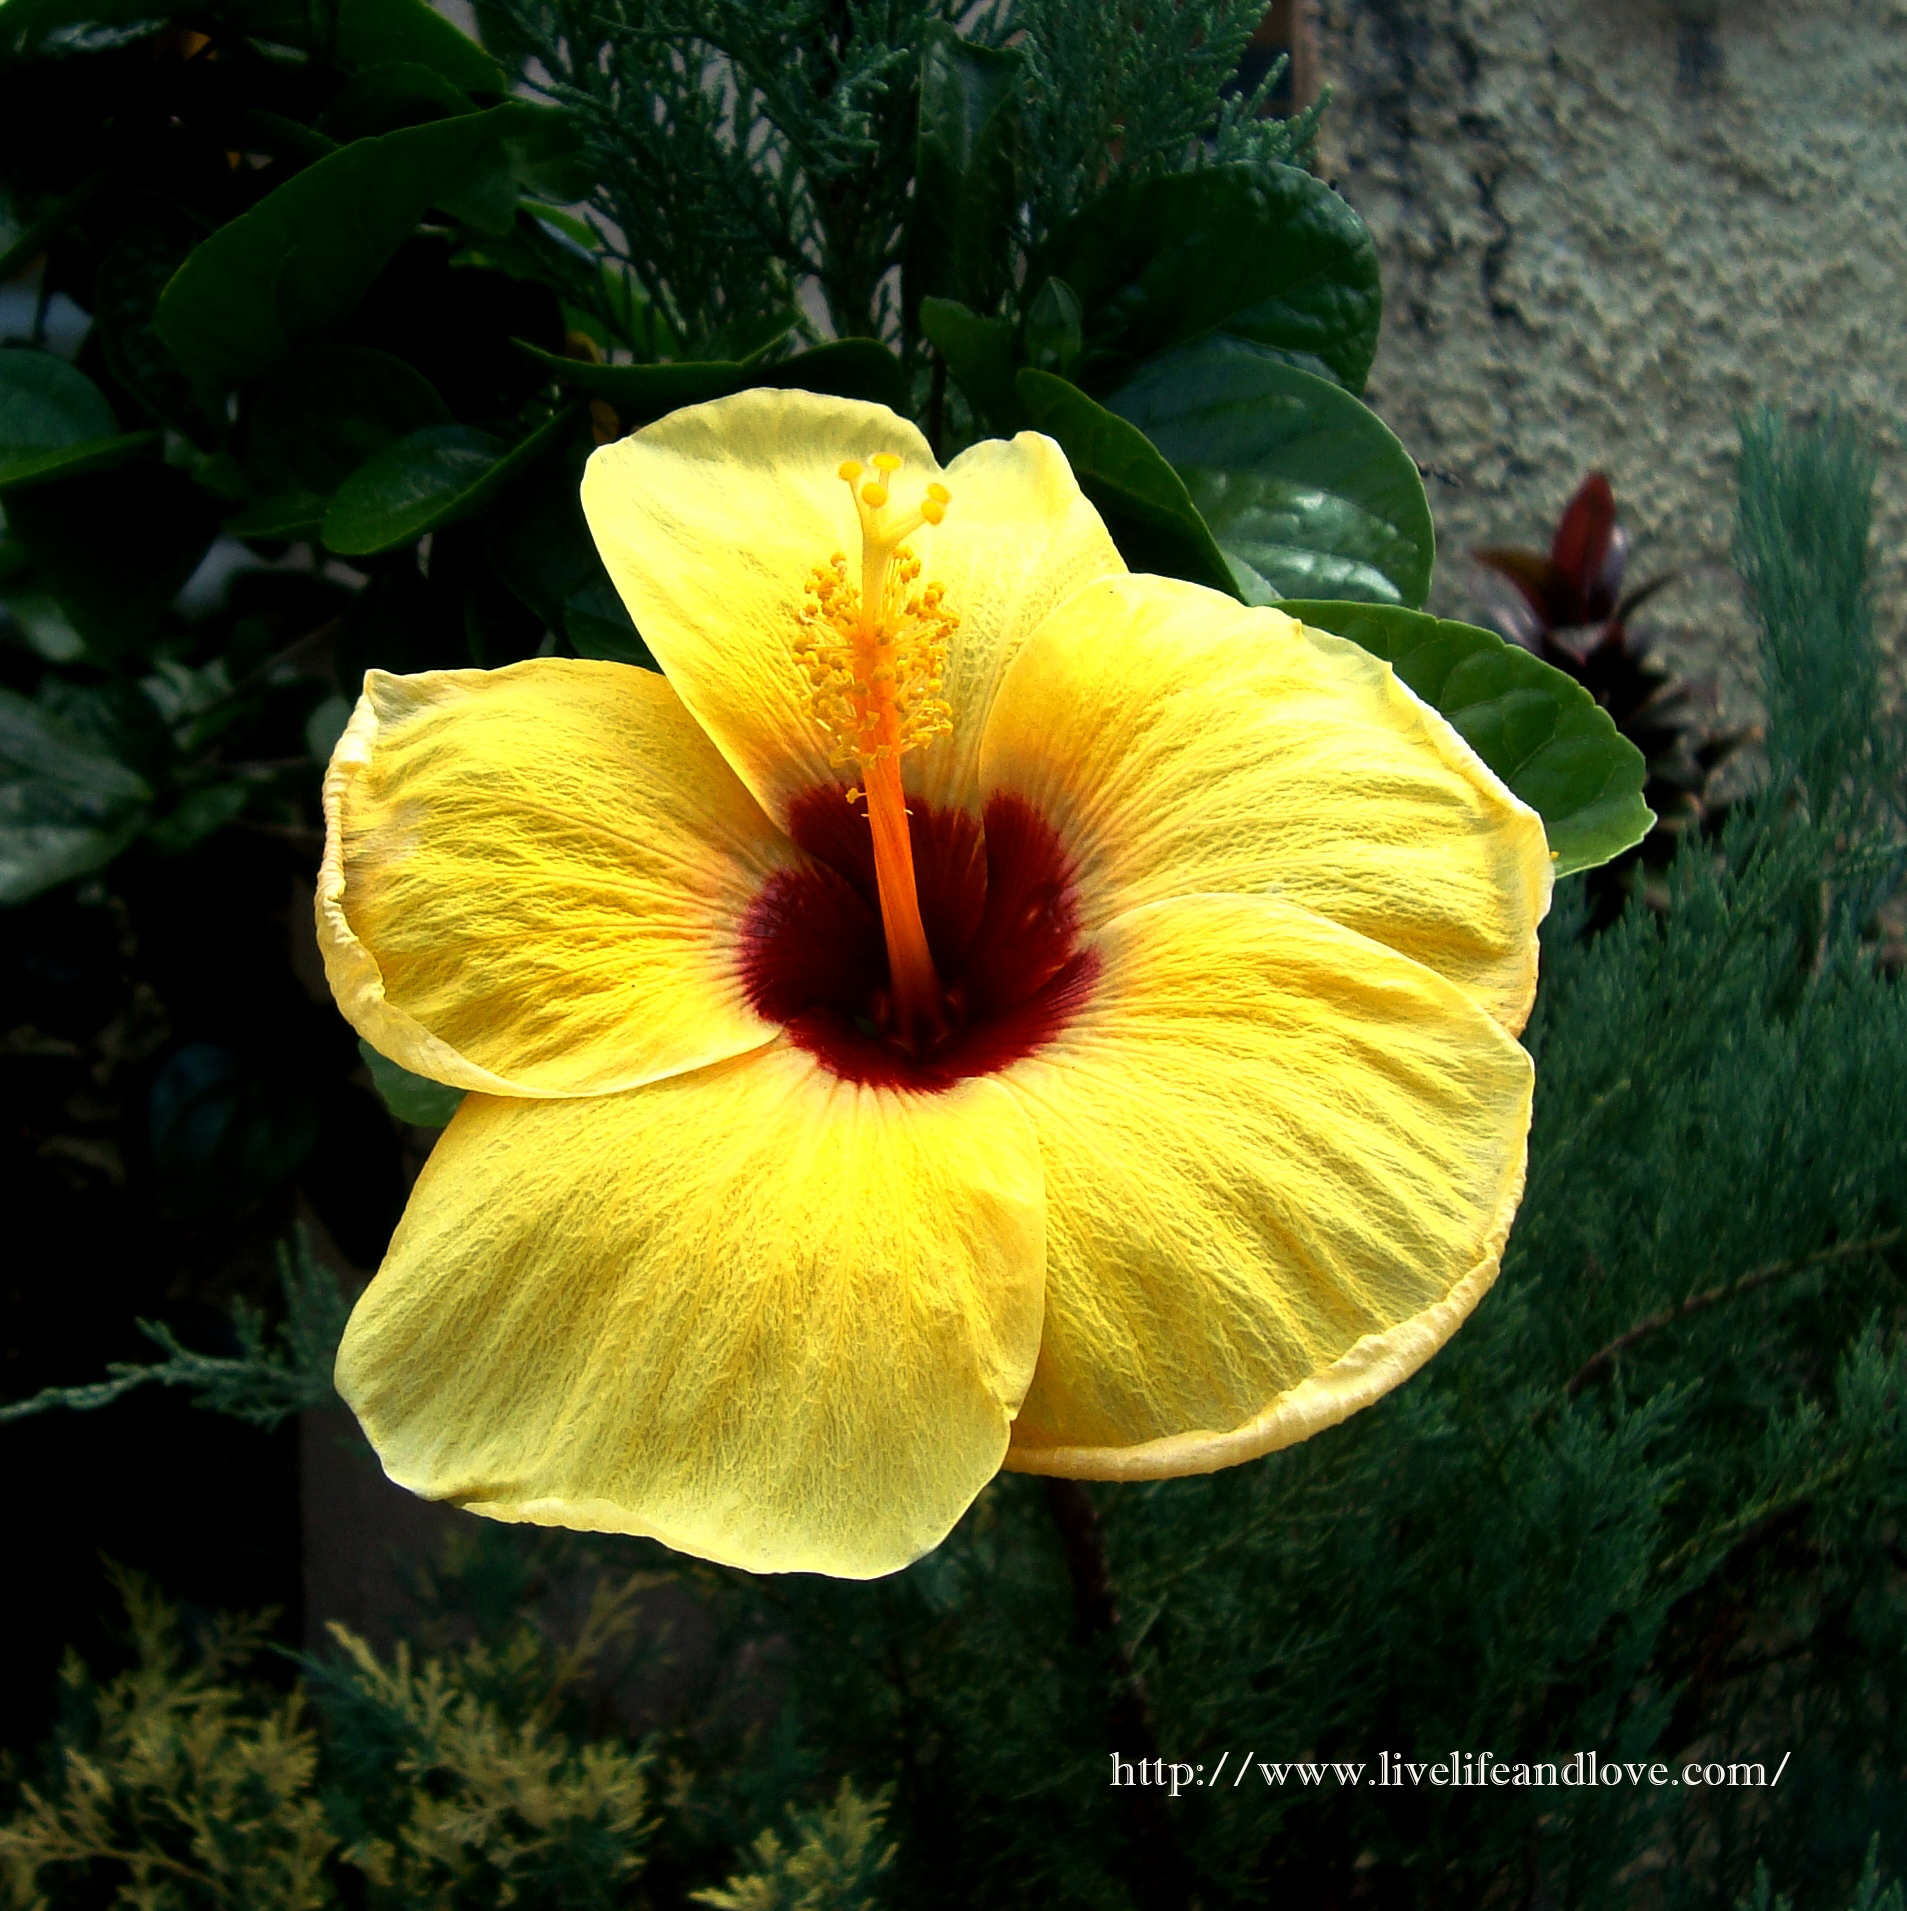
(1566, 1228, 1906, 1398)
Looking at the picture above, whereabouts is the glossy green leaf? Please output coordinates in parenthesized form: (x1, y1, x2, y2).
(518, 338, 910, 424)
(0, 0, 502, 70)
(149, 1043, 318, 1220)
(226, 494, 329, 541)
(0, 687, 152, 903)
(0, 0, 301, 61)
(3, 590, 86, 663)
(359, 1038, 463, 1129)
(1023, 277, 1084, 381)
(155, 103, 560, 385)
(93, 218, 220, 433)
(144, 782, 252, 857)
(1108, 339, 1435, 609)
(317, 62, 478, 142)
(0, 349, 154, 491)
(1281, 600, 1654, 878)
(322, 405, 579, 556)
(1015, 368, 1235, 596)
(0, 164, 118, 284)
(486, 442, 653, 667)
(246, 343, 451, 513)
(334, 0, 505, 94)
(1038, 162, 1382, 395)
(910, 24, 1020, 315)
(918, 297, 1017, 431)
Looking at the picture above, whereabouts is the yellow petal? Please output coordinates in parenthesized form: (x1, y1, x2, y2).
(902, 432, 1125, 814)
(999, 892, 1532, 1478)
(334, 1045, 1046, 1578)
(318, 658, 791, 1098)
(980, 573, 1553, 1033)
(581, 390, 1122, 826)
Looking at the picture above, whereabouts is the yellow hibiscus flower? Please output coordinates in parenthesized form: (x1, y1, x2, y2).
(316, 390, 1550, 1581)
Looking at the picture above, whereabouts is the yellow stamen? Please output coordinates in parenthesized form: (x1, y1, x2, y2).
(792, 454, 960, 1045)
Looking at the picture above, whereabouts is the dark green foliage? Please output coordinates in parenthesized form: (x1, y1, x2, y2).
(477, 0, 1000, 352)
(0, 1228, 347, 1430)
(1735, 411, 1892, 828)
(1033, 164, 1382, 395)
(1015, 366, 1239, 596)
(1015, 0, 1322, 241)
(1112, 339, 1433, 604)
(0, 1571, 895, 1910)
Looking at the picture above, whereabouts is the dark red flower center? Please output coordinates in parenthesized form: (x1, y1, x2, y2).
(738, 786, 1099, 1089)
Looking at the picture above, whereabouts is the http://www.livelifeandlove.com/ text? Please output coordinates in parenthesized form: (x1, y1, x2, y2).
(1110, 1751, 1792, 1799)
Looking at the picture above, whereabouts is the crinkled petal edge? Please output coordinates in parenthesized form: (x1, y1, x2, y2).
(317, 692, 561, 1099)
(409, 1486, 959, 1583)
(1001, 1145, 1526, 1481)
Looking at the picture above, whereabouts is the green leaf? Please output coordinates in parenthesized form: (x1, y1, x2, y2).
(758, 340, 911, 411)
(1038, 162, 1383, 396)
(519, 338, 910, 425)
(143, 781, 252, 856)
(0, 686, 152, 903)
(155, 103, 561, 385)
(317, 62, 478, 143)
(245, 343, 451, 511)
(0, 0, 300, 61)
(0, 349, 155, 491)
(359, 1037, 463, 1128)
(334, 0, 505, 95)
(1108, 339, 1435, 609)
(1023, 277, 1084, 382)
(0, 0, 481, 66)
(918, 297, 1017, 432)
(226, 494, 328, 540)
(149, 1042, 318, 1219)
(93, 218, 220, 433)
(487, 442, 652, 667)
(1280, 600, 1654, 878)
(322, 404, 579, 556)
(0, 164, 118, 283)
(0, 0, 500, 78)
(0, 1228, 345, 1432)
(1015, 368, 1235, 596)
(910, 24, 1020, 315)
(4, 463, 220, 656)
(3, 589, 86, 663)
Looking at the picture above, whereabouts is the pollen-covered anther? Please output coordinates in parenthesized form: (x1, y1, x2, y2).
(793, 454, 959, 773)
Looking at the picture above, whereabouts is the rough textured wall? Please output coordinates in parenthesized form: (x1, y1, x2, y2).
(1313, 0, 1907, 719)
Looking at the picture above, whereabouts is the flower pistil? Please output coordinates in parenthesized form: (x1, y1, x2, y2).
(794, 454, 958, 1048)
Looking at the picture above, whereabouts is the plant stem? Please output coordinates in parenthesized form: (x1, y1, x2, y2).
(1043, 1477, 1192, 1911)
(1566, 1228, 1903, 1398)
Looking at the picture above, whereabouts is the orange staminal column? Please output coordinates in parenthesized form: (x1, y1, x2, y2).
(862, 750, 942, 1044)
(793, 454, 958, 1052)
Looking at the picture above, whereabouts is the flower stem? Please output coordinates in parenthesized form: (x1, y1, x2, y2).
(1044, 1478, 1192, 1911)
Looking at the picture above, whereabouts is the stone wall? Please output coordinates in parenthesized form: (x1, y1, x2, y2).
(1311, 0, 1907, 718)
